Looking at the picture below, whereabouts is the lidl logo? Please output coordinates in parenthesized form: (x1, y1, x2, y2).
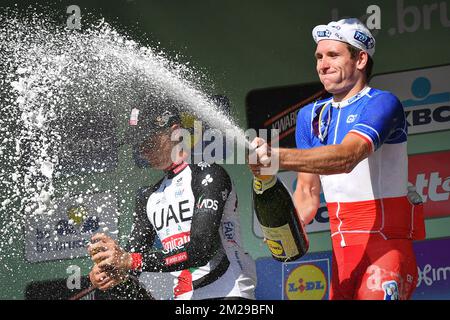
(267, 239, 285, 257)
(284, 263, 328, 300)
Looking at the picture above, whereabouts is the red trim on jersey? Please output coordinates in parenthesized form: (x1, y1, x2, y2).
(327, 196, 425, 245)
(165, 161, 188, 174)
(348, 131, 373, 153)
(130, 253, 143, 270)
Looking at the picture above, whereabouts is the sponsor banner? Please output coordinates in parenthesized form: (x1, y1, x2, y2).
(253, 171, 330, 237)
(255, 251, 332, 300)
(246, 82, 331, 148)
(25, 192, 119, 263)
(256, 238, 450, 300)
(413, 237, 450, 300)
(409, 150, 450, 218)
(371, 64, 450, 135)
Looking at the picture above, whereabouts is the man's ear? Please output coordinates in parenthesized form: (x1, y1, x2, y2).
(356, 51, 369, 72)
(170, 123, 183, 143)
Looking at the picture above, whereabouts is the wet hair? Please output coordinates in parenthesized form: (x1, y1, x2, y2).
(346, 44, 374, 81)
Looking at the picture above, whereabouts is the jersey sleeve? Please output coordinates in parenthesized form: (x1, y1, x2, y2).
(349, 92, 406, 152)
(125, 186, 157, 254)
(295, 105, 313, 149)
(136, 163, 231, 273)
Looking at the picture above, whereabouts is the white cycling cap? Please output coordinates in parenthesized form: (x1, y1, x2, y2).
(312, 18, 376, 57)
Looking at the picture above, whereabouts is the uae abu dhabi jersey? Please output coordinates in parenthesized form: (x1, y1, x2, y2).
(126, 161, 257, 300)
(295, 87, 425, 247)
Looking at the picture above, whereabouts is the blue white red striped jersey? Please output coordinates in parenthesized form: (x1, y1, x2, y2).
(295, 86, 424, 246)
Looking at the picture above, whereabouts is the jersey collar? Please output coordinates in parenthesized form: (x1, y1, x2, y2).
(165, 161, 189, 178)
(331, 86, 371, 108)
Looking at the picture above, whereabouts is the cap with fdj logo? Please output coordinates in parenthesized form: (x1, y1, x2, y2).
(125, 100, 181, 146)
(312, 18, 376, 57)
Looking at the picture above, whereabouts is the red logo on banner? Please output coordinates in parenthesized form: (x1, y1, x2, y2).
(409, 151, 450, 218)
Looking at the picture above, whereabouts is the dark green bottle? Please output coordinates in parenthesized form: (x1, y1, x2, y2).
(252, 175, 309, 262)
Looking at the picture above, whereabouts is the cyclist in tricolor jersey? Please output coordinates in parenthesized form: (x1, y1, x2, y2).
(88, 100, 256, 300)
(250, 18, 425, 300)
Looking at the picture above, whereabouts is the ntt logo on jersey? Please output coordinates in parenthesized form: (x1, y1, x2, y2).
(285, 264, 327, 300)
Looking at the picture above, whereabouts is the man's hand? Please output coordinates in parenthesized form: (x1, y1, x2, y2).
(248, 137, 279, 176)
(87, 233, 132, 274)
(89, 263, 127, 291)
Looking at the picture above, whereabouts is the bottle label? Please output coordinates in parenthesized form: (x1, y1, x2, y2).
(253, 176, 277, 194)
(260, 224, 299, 259)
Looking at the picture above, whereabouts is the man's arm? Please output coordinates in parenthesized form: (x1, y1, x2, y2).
(254, 93, 405, 175)
(279, 133, 370, 174)
(293, 172, 321, 225)
(251, 133, 370, 176)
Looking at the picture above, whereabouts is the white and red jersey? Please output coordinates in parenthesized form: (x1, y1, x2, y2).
(296, 87, 425, 247)
(127, 162, 257, 300)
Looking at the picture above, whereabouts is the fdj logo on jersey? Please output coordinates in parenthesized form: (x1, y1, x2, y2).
(285, 264, 327, 300)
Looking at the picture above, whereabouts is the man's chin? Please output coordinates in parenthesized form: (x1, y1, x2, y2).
(149, 160, 171, 170)
(323, 83, 345, 95)
(320, 79, 336, 92)
(323, 85, 337, 94)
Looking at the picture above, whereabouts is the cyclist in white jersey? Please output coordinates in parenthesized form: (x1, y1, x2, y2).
(88, 99, 256, 300)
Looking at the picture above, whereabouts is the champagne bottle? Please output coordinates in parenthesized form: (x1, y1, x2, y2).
(252, 175, 309, 262)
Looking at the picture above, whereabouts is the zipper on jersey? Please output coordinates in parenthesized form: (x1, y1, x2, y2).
(333, 104, 346, 247)
(332, 104, 342, 145)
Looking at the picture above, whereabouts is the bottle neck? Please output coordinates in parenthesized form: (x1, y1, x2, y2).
(253, 175, 277, 194)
